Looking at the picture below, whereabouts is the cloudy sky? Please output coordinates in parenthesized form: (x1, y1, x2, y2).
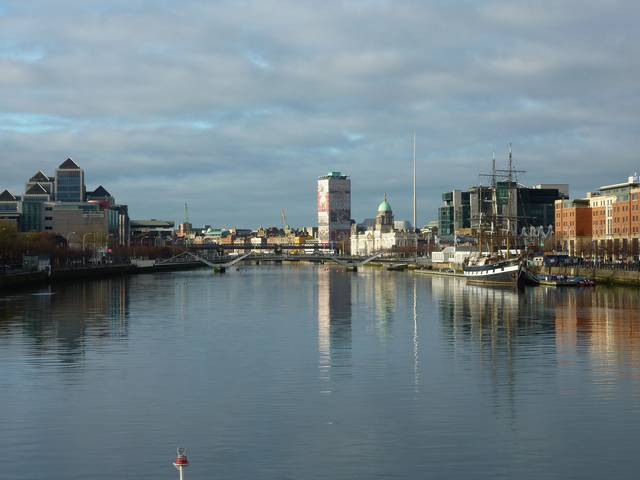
(1, 0, 639, 228)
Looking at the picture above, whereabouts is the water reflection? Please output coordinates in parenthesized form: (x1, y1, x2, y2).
(553, 287, 640, 397)
(1, 268, 640, 479)
(434, 277, 640, 395)
(355, 270, 397, 340)
(317, 268, 352, 384)
(0, 277, 129, 364)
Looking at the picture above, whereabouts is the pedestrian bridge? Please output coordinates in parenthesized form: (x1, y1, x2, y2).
(157, 251, 387, 273)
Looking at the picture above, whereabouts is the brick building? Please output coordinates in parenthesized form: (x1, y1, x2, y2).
(555, 174, 640, 259)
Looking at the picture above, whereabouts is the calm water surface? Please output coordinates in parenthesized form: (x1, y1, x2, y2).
(1, 265, 640, 479)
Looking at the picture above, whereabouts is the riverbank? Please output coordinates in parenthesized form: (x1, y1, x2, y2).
(4, 260, 640, 291)
(0, 261, 205, 290)
(539, 265, 640, 287)
(413, 268, 464, 278)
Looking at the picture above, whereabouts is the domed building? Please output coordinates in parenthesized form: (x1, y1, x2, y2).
(375, 194, 394, 232)
(351, 194, 418, 256)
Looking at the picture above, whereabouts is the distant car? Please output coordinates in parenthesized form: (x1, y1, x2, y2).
(443, 268, 455, 273)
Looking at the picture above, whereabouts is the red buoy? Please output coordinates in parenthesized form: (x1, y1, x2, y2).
(173, 447, 189, 479)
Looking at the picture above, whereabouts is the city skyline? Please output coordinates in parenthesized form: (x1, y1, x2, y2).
(2, 1, 639, 226)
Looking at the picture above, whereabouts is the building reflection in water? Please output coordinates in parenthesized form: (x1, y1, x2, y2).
(317, 268, 352, 386)
(434, 276, 640, 402)
(554, 287, 640, 397)
(355, 269, 397, 340)
(0, 277, 129, 364)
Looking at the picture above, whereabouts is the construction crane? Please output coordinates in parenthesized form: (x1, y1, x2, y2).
(281, 208, 290, 233)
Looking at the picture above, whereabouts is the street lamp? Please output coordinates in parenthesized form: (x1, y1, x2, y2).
(82, 232, 94, 250)
(82, 232, 95, 265)
(66, 231, 78, 248)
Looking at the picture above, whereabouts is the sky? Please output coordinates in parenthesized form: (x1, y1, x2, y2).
(1, 0, 639, 228)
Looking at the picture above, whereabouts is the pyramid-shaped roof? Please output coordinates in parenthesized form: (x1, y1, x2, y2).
(25, 183, 49, 195)
(90, 185, 111, 197)
(0, 189, 17, 201)
(29, 170, 50, 182)
(58, 157, 80, 169)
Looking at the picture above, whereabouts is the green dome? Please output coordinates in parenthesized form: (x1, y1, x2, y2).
(377, 195, 392, 213)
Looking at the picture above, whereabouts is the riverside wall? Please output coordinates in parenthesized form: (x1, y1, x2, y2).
(1, 262, 205, 291)
(0, 271, 50, 289)
(540, 266, 640, 287)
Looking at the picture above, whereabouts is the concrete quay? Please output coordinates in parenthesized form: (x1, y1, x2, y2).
(540, 265, 640, 287)
(0, 261, 206, 291)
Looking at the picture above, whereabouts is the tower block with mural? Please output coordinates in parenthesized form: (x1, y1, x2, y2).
(317, 172, 351, 254)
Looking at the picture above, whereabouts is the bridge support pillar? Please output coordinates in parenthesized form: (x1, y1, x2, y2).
(214, 266, 226, 273)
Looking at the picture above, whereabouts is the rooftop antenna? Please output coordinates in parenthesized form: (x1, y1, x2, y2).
(412, 131, 417, 231)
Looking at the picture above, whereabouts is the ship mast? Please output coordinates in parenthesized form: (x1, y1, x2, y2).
(506, 143, 513, 258)
(491, 150, 497, 254)
(477, 144, 526, 258)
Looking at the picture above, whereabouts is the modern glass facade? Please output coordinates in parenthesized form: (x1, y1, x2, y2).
(438, 190, 471, 238)
(21, 201, 44, 232)
(56, 170, 84, 202)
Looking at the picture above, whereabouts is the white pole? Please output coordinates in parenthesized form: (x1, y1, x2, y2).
(413, 132, 418, 259)
(412, 131, 417, 231)
(179, 466, 184, 480)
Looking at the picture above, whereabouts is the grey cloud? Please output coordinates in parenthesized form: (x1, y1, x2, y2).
(1, 0, 639, 227)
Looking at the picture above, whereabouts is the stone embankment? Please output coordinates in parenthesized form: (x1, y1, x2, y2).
(539, 266, 640, 287)
(0, 261, 205, 290)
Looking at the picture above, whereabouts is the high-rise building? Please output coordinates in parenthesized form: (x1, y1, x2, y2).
(317, 171, 351, 253)
(22, 183, 52, 232)
(0, 190, 21, 227)
(438, 190, 471, 239)
(26, 170, 55, 199)
(55, 158, 85, 202)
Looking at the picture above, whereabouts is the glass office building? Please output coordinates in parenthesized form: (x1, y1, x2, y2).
(55, 158, 85, 202)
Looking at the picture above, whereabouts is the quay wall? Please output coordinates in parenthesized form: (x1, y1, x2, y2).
(1, 262, 206, 291)
(541, 266, 640, 287)
(0, 271, 49, 289)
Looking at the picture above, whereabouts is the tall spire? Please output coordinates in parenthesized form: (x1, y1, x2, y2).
(412, 132, 417, 231)
(508, 142, 513, 182)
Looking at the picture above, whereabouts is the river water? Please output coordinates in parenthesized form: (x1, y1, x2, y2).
(1, 265, 639, 479)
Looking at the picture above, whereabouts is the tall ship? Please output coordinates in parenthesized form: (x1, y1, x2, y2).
(463, 146, 530, 286)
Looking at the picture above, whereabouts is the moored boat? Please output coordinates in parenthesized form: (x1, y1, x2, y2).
(536, 275, 596, 287)
(463, 256, 525, 286)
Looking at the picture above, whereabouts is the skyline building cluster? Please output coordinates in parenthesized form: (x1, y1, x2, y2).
(0, 159, 130, 249)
